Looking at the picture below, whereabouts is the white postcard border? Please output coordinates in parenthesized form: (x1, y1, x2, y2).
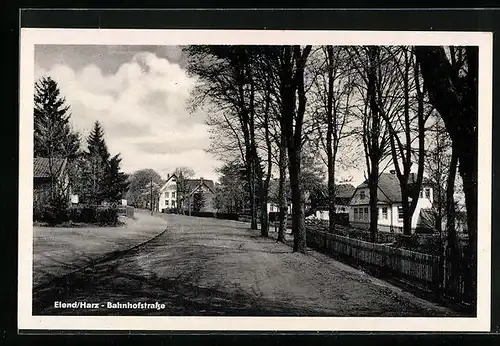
(19, 28, 493, 332)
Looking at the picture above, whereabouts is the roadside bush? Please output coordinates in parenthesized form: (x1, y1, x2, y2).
(215, 212, 239, 221)
(34, 194, 70, 225)
(95, 206, 118, 225)
(161, 208, 177, 214)
(189, 211, 215, 218)
(67, 204, 118, 226)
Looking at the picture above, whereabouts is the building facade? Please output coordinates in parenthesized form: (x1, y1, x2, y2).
(349, 172, 434, 233)
(158, 174, 178, 212)
(157, 174, 216, 213)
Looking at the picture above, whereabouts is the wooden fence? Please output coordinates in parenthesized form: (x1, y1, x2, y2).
(306, 229, 439, 289)
(306, 228, 472, 307)
(442, 243, 472, 305)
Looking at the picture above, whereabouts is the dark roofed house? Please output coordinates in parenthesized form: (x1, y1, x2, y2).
(184, 177, 216, 213)
(312, 183, 356, 220)
(33, 157, 70, 206)
(158, 174, 217, 213)
(349, 171, 434, 234)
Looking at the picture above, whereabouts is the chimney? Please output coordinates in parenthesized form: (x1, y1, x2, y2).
(200, 177, 204, 184)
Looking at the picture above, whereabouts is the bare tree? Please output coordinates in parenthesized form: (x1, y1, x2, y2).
(184, 45, 261, 231)
(415, 46, 478, 307)
(350, 46, 392, 243)
(173, 166, 195, 213)
(377, 46, 434, 236)
(309, 46, 356, 233)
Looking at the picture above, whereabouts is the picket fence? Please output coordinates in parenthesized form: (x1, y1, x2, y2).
(305, 228, 473, 307)
(306, 229, 439, 289)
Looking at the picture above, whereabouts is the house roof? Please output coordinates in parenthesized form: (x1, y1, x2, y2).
(159, 174, 178, 192)
(335, 184, 356, 199)
(354, 172, 432, 204)
(186, 178, 215, 195)
(159, 174, 216, 195)
(33, 157, 67, 179)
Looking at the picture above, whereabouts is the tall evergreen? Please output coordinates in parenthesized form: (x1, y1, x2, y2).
(85, 121, 110, 203)
(104, 154, 130, 202)
(34, 76, 80, 160)
(87, 121, 109, 161)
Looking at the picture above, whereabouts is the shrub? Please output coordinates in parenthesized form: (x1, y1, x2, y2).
(67, 204, 118, 226)
(161, 208, 177, 214)
(126, 206, 135, 218)
(35, 194, 70, 225)
(215, 212, 239, 221)
(190, 211, 215, 218)
(96, 206, 118, 225)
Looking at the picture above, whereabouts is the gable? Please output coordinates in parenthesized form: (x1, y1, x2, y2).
(34, 157, 67, 179)
(351, 172, 432, 205)
(159, 174, 178, 192)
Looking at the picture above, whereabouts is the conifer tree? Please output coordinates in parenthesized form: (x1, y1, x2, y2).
(85, 121, 110, 203)
(34, 76, 80, 160)
(104, 154, 130, 202)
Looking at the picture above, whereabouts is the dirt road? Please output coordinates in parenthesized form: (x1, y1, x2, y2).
(33, 214, 455, 316)
(33, 209, 167, 287)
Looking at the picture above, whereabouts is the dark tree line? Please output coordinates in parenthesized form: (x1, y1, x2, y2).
(34, 76, 129, 209)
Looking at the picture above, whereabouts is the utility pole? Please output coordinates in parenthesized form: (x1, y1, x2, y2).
(150, 176, 153, 215)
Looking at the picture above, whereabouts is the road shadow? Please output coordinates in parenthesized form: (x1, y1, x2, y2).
(33, 237, 454, 317)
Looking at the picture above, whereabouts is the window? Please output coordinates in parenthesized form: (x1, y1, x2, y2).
(165, 200, 168, 206)
(165, 192, 170, 198)
(360, 190, 366, 199)
(364, 207, 369, 219)
(172, 200, 176, 208)
(354, 208, 358, 220)
(398, 206, 404, 220)
(425, 188, 431, 199)
(172, 192, 176, 199)
(420, 190, 424, 198)
(382, 207, 388, 219)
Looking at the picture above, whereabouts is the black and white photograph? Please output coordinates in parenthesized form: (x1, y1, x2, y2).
(18, 29, 492, 332)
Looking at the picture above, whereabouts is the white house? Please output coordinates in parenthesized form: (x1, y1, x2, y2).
(157, 174, 217, 213)
(349, 171, 434, 233)
(158, 174, 178, 212)
(267, 202, 292, 214)
(313, 184, 356, 221)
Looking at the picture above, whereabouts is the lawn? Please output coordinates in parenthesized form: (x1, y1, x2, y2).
(33, 210, 167, 287)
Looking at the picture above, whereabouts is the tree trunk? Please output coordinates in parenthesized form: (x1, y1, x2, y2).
(401, 185, 412, 236)
(289, 148, 306, 253)
(325, 45, 337, 234)
(277, 134, 287, 243)
(367, 46, 381, 244)
(461, 160, 477, 308)
(446, 143, 460, 299)
(246, 151, 258, 230)
(369, 170, 379, 243)
(327, 157, 336, 233)
(260, 192, 269, 237)
(416, 46, 477, 309)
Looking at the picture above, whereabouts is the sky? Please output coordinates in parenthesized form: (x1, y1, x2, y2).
(35, 45, 221, 182)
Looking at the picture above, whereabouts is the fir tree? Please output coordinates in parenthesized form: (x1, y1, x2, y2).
(34, 76, 80, 160)
(104, 154, 130, 202)
(85, 121, 110, 203)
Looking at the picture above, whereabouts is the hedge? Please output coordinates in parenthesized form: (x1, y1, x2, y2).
(215, 212, 239, 221)
(34, 203, 119, 226)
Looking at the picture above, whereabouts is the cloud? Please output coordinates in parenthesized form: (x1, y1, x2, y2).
(35, 48, 220, 181)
